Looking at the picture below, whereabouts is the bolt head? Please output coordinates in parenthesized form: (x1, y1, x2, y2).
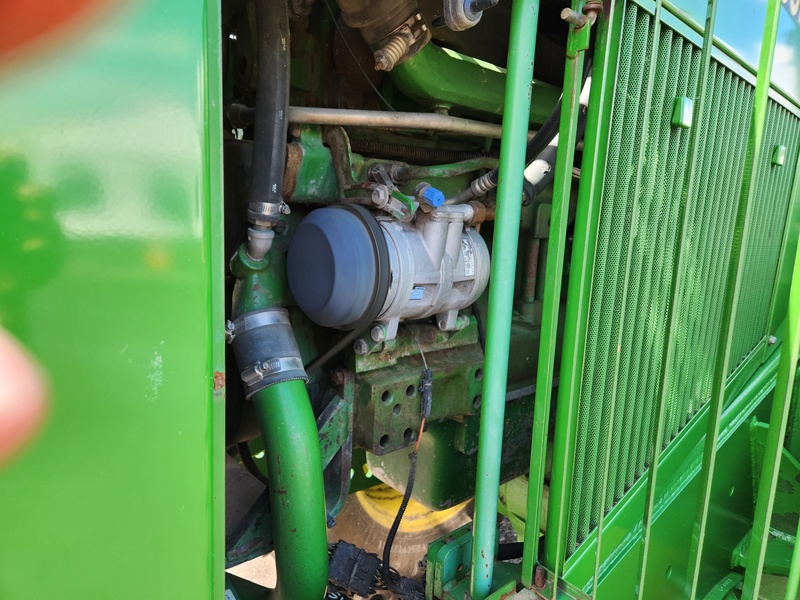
(371, 186, 389, 207)
(353, 339, 369, 355)
(370, 325, 385, 342)
(769, 335, 778, 345)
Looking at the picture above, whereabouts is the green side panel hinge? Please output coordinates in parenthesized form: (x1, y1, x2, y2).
(773, 144, 788, 166)
(672, 96, 694, 129)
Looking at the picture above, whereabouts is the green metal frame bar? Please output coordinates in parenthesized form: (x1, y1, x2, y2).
(741, 167, 800, 596)
(684, 1, 782, 596)
(789, 478, 800, 599)
(204, 0, 226, 594)
(539, 0, 623, 585)
(469, 0, 539, 597)
(523, 0, 593, 588)
(765, 149, 800, 359)
(633, 1, 717, 597)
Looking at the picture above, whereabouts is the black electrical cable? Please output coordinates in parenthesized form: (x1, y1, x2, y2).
(382, 451, 424, 599)
(248, 0, 290, 224)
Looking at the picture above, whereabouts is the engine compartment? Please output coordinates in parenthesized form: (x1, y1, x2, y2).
(221, 0, 581, 596)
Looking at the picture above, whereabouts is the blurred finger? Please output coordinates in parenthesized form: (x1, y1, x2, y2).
(0, 329, 48, 464)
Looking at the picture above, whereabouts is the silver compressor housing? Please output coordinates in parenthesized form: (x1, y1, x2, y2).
(286, 203, 490, 342)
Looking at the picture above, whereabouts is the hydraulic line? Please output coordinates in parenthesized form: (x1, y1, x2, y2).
(228, 104, 517, 140)
(524, 76, 592, 198)
(248, 0, 290, 226)
(451, 58, 592, 204)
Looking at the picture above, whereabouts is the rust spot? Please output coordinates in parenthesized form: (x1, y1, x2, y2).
(534, 565, 546, 589)
(274, 488, 288, 495)
(213, 371, 226, 391)
(276, 453, 281, 475)
(283, 143, 302, 200)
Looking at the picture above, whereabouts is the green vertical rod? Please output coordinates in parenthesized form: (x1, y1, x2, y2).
(566, 5, 621, 595)
(763, 145, 800, 358)
(528, 2, 591, 587)
(685, 1, 782, 597)
(469, 0, 538, 597)
(632, 1, 718, 596)
(787, 487, 800, 600)
(536, 0, 622, 583)
(742, 191, 800, 597)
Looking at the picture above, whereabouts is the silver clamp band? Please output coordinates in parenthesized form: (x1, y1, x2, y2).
(241, 356, 306, 387)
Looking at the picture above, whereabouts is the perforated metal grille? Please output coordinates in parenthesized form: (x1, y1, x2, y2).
(562, 3, 800, 552)
(729, 102, 800, 372)
(662, 64, 754, 442)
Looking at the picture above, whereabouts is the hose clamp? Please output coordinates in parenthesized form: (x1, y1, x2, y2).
(228, 307, 308, 397)
(241, 356, 306, 387)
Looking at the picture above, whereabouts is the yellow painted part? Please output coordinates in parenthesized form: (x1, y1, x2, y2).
(356, 484, 470, 533)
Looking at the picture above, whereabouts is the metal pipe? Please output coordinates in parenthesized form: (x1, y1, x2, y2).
(468, 0, 538, 597)
(391, 42, 559, 126)
(287, 106, 507, 139)
(228, 246, 329, 600)
(525, 0, 592, 585)
(394, 156, 498, 180)
(251, 379, 329, 600)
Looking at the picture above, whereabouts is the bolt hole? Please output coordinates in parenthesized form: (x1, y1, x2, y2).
(379, 434, 390, 448)
(381, 390, 392, 403)
(475, 368, 483, 381)
(473, 395, 482, 409)
(729, 485, 735, 497)
(403, 428, 414, 443)
(665, 565, 673, 580)
(456, 563, 463, 573)
(406, 384, 416, 398)
(392, 404, 402, 416)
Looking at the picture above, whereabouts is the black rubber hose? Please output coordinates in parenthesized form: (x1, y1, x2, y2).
(485, 57, 591, 187)
(248, 0, 290, 225)
(528, 100, 589, 198)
